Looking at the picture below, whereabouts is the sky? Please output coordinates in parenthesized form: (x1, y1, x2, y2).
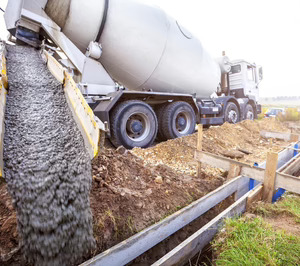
(0, 0, 300, 97)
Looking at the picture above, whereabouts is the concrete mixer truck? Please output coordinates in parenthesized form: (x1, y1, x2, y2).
(4, 0, 263, 149)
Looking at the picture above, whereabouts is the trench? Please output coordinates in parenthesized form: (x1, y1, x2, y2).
(184, 243, 213, 266)
(3, 45, 94, 265)
(128, 194, 234, 265)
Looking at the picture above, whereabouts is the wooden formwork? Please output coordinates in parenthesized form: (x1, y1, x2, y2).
(83, 128, 300, 266)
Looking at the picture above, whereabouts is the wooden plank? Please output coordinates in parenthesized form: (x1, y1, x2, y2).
(197, 124, 203, 178)
(260, 130, 292, 141)
(81, 175, 244, 266)
(275, 172, 300, 194)
(235, 176, 250, 201)
(290, 134, 299, 142)
(152, 190, 250, 266)
(282, 154, 300, 176)
(195, 150, 300, 195)
(246, 185, 263, 210)
(227, 163, 241, 180)
(262, 152, 278, 202)
(276, 145, 297, 170)
(195, 150, 265, 182)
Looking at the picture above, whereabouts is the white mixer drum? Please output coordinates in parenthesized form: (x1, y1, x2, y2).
(45, 0, 221, 97)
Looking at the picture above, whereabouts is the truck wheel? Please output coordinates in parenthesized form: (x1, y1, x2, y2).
(155, 104, 168, 141)
(245, 104, 254, 120)
(110, 100, 158, 149)
(161, 101, 196, 139)
(224, 102, 240, 124)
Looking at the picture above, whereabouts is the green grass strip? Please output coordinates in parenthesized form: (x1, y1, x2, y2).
(213, 217, 300, 265)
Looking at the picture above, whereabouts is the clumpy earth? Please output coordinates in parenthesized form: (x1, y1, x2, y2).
(3, 45, 94, 265)
(90, 148, 224, 256)
(0, 46, 295, 266)
(132, 118, 291, 176)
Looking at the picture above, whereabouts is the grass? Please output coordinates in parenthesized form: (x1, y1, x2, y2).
(213, 195, 300, 265)
(255, 194, 300, 223)
(95, 209, 138, 240)
(212, 217, 300, 265)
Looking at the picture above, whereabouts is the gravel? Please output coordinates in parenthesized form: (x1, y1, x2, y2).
(3, 45, 95, 265)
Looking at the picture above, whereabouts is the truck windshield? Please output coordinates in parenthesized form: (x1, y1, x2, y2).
(230, 65, 241, 74)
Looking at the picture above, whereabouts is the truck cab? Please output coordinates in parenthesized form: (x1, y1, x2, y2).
(199, 60, 263, 128)
(229, 60, 263, 99)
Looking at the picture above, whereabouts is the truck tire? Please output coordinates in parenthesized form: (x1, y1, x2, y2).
(245, 104, 254, 120)
(161, 101, 196, 139)
(224, 102, 240, 124)
(110, 100, 158, 149)
(155, 104, 168, 141)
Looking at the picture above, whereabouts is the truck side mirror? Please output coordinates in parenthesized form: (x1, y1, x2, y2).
(258, 67, 263, 81)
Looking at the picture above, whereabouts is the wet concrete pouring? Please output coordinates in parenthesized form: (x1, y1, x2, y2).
(3, 45, 94, 265)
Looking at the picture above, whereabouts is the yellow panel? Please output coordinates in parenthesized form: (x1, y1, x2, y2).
(43, 51, 100, 159)
(0, 46, 7, 178)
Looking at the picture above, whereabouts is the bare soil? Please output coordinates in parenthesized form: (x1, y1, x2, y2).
(132, 118, 290, 176)
(0, 118, 293, 265)
(0, 180, 18, 261)
(89, 148, 223, 256)
(264, 215, 300, 236)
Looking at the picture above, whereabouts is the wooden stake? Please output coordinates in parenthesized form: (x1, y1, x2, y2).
(227, 163, 241, 180)
(262, 152, 278, 203)
(246, 185, 263, 210)
(197, 124, 203, 178)
(290, 134, 299, 142)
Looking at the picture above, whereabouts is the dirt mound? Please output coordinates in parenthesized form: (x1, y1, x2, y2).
(89, 148, 223, 254)
(132, 119, 290, 176)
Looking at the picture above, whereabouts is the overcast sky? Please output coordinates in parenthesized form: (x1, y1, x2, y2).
(1, 0, 300, 97)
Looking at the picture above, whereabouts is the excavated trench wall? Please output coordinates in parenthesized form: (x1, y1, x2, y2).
(3, 45, 94, 265)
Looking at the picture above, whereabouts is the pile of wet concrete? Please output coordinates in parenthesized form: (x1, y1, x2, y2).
(3, 45, 94, 265)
